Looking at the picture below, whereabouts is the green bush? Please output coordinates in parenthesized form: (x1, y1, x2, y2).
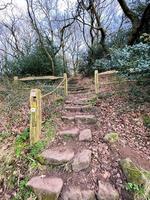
(78, 43, 109, 76)
(4, 42, 64, 77)
(94, 42, 150, 81)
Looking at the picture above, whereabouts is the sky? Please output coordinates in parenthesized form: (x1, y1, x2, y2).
(0, 0, 76, 13)
(0, 0, 77, 23)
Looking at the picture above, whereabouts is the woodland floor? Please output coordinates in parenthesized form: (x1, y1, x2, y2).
(0, 77, 150, 199)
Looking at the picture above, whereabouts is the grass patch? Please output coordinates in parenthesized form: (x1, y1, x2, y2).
(0, 131, 11, 141)
(1, 116, 57, 199)
(125, 182, 150, 200)
(143, 115, 150, 129)
(87, 96, 98, 106)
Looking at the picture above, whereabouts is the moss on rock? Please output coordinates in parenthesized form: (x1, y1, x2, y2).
(104, 132, 119, 143)
(120, 158, 150, 199)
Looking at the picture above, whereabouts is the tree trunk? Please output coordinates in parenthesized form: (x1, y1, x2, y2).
(117, 0, 150, 44)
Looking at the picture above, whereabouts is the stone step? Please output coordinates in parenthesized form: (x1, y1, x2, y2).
(40, 147, 75, 165)
(69, 89, 89, 94)
(63, 187, 96, 200)
(68, 86, 90, 91)
(62, 115, 96, 125)
(27, 177, 119, 200)
(65, 100, 89, 106)
(61, 116, 75, 123)
(79, 129, 92, 141)
(75, 114, 97, 124)
(65, 105, 92, 112)
(68, 80, 78, 84)
(27, 176, 63, 200)
(58, 128, 79, 138)
(97, 181, 119, 200)
(72, 149, 92, 172)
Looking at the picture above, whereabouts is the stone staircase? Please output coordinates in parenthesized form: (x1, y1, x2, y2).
(27, 77, 119, 200)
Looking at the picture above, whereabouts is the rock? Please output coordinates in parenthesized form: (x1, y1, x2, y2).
(65, 105, 91, 112)
(79, 129, 92, 141)
(82, 190, 96, 200)
(72, 149, 92, 172)
(63, 188, 95, 200)
(120, 158, 148, 185)
(41, 148, 74, 165)
(65, 106, 82, 112)
(63, 188, 82, 200)
(62, 116, 75, 122)
(97, 181, 119, 200)
(101, 171, 111, 180)
(104, 132, 119, 143)
(120, 158, 150, 200)
(58, 128, 79, 138)
(75, 115, 96, 124)
(27, 176, 63, 200)
(70, 90, 89, 94)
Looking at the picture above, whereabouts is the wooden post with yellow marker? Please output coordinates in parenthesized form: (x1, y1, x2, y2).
(95, 70, 99, 94)
(14, 76, 18, 84)
(64, 73, 68, 96)
(30, 89, 42, 145)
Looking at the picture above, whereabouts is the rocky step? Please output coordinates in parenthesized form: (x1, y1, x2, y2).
(58, 128, 80, 138)
(75, 114, 97, 124)
(68, 85, 90, 91)
(64, 105, 92, 112)
(79, 129, 92, 141)
(68, 79, 79, 84)
(63, 187, 95, 200)
(65, 100, 89, 106)
(27, 177, 119, 200)
(69, 89, 90, 94)
(62, 114, 97, 125)
(40, 146, 92, 171)
(27, 176, 63, 200)
(58, 128, 92, 141)
(40, 147, 75, 165)
(72, 149, 92, 172)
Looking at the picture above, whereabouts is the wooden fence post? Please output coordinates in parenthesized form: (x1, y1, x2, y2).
(14, 76, 18, 84)
(30, 89, 42, 145)
(64, 73, 68, 96)
(95, 70, 99, 94)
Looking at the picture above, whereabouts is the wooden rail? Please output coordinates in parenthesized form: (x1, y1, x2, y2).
(94, 70, 139, 95)
(29, 73, 68, 144)
(14, 75, 63, 82)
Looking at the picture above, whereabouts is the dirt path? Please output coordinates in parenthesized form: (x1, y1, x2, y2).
(27, 76, 150, 200)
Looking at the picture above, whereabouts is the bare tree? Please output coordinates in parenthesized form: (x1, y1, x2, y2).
(117, 0, 150, 44)
(0, 0, 12, 11)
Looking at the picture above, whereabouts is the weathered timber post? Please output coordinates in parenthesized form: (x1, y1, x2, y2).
(30, 89, 42, 145)
(64, 73, 68, 96)
(14, 76, 18, 84)
(94, 70, 99, 94)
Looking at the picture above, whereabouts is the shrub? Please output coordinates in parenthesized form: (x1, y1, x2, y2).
(94, 42, 150, 81)
(3, 42, 64, 77)
(78, 43, 109, 76)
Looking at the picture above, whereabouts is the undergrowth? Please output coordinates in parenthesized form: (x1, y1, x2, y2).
(126, 182, 150, 200)
(0, 115, 56, 200)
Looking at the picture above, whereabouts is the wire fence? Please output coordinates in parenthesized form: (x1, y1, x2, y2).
(41, 78, 65, 122)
